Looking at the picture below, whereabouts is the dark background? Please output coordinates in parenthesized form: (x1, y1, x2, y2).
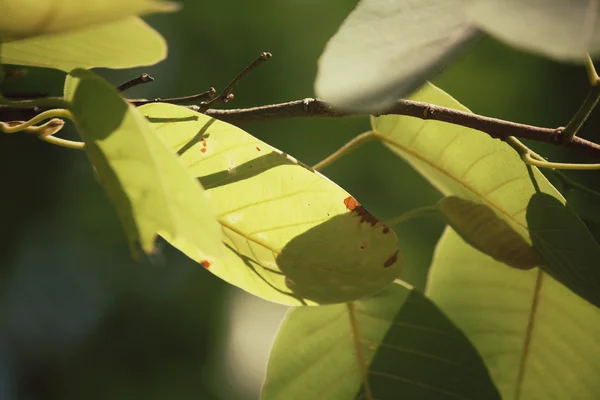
(1, 1, 599, 399)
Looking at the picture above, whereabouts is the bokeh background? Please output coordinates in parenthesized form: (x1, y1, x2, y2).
(1, 1, 599, 399)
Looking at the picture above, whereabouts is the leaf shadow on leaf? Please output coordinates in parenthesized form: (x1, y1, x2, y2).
(198, 151, 297, 190)
(355, 288, 501, 399)
(274, 211, 402, 304)
(526, 192, 600, 308)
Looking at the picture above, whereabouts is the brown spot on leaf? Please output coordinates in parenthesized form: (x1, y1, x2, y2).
(384, 251, 398, 268)
(344, 196, 360, 211)
(344, 196, 380, 227)
(200, 260, 211, 268)
(355, 206, 379, 227)
(360, 241, 367, 249)
(200, 148, 207, 153)
(202, 138, 207, 147)
(382, 226, 390, 234)
(256, 146, 261, 151)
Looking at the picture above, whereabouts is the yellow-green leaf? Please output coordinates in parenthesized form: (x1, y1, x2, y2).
(1, 17, 166, 71)
(262, 283, 500, 399)
(437, 196, 541, 269)
(427, 228, 600, 399)
(0, 0, 178, 38)
(372, 82, 600, 308)
(140, 103, 402, 306)
(68, 69, 223, 265)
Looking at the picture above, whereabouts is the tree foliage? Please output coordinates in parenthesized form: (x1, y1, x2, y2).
(1, 1, 600, 399)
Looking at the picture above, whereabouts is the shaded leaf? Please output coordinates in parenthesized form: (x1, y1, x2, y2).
(0, 0, 178, 38)
(315, 0, 481, 113)
(465, 0, 600, 62)
(262, 283, 500, 400)
(68, 69, 223, 265)
(372, 83, 600, 308)
(526, 193, 600, 307)
(140, 103, 401, 305)
(427, 228, 600, 399)
(438, 196, 541, 269)
(1, 17, 166, 71)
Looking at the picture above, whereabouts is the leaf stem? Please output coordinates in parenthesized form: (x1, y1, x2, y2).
(507, 136, 600, 170)
(552, 170, 600, 199)
(313, 131, 374, 171)
(38, 135, 84, 150)
(0, 108, 71, 133)
(384, 206, 439, 227)
(561, 54, 600, 142)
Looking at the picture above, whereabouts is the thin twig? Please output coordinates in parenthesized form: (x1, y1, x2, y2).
(198, 51, 272, 111)
(117, 73, 155, 92)
(128, 87, 216, 106)
(562, 54, 600, 142)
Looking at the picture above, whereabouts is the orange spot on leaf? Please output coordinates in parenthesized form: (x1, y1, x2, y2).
(200, 148, 207, 153)
(202, 139, 207, 147)
(344, 196, 360, 211)
(200, 260, 211, 268)
(384, 251, 398, 268)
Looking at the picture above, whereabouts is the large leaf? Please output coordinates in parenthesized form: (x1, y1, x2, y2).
(526, 193, 600, 306)
(262, 283, 500, 400)
(437, 196, 541, 269)
(465, 0, 600, 62)
(315, 0, 481, 113)
(68, 69, 223, 266)
(140, 103, 401, 306)
(0, 0, 177, 38)
(427, 228, 600, 399)
(371, 82, 600, 308)
(1, 17, 166, 71)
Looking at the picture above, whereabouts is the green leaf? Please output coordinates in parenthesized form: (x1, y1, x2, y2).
(437, 196, 541, 269)
(464, 0, 600, 62)
(526, 192, 600, 307)
(0, 0, 178, 38)
(67, 69, 223, 266)
(427, 228, 600, 399)
(315, 0, 481, 113)
(372, 82, 600, 308)
(262, 283, 500, 400)
(1, 17, 166, 71)
(140, 103, 402, 306)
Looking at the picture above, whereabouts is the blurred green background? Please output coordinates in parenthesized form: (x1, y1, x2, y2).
(1, 1, 599, 399)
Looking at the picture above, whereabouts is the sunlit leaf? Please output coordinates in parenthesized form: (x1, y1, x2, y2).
(464, 0, 600, 62)
(140, 103, 402, 306)
(262, 283, 500, 400)
(372, 82, 600, 308)
(1, 17, 166, 71)
(437, 196, 541, 269)
(427, 228, 600, 399)
(0, 0, 178, 38)
(68, 69, 223, 266)
(315, 0, 480, 112)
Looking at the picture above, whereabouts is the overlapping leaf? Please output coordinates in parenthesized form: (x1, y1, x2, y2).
(465, 0, 600, 62)
(427, 228, 600, 399)
(67, 69, 223, 265)
(262, 283, 500, 399)
(371, 82, 600, 307)
(140, 103, 401, 306)
(437, 196, 541, 269)
(1, 17, 167, 71)
(315, 0, 481, 113)
(0, 0, 177, 38)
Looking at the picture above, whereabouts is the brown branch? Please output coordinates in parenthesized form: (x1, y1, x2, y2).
(2, 97, 600, 158)
(117, 73, 154, 92)
(201, 98, 600, 159)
